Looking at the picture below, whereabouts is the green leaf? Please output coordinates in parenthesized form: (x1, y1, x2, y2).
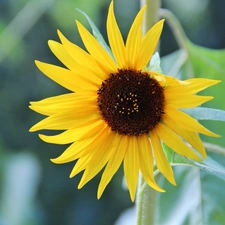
(156, 167, 203, 225)
(156, 166, 225, 225)
(162, 143, 225, 181)
(149, 52, 162, 73)
(182, 107, 225, 122)
(155, 143, 225, 225)
(186, 42, 225, 112)
(76, 8, 114, 59)
(187, 41, 225, 79)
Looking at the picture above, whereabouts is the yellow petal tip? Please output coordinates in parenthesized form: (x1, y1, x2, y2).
(57, 29, 64, 40)
(48, 40, 55, 47)
(50, 158, 56, 163)
(207, 131, 221, 138)
(35, 60, 44, 70)
(50, 157, 66, 165)
(69, 173, 74, 179)
(38, 134, 48, 142)
(29, 128, 34, 132)
(97, 192, 101, 200)
(97, 187, 104, 200)
(29, 125, 37, 132)
(29, 102, 35, 106)
(170, 178, 177, 186)
(78, 183, 83, 190)
(212, 79, 221, 85)
(153, 184, 165, 193)
(50, 156, 67, 164)
(34, 60, 40, 65)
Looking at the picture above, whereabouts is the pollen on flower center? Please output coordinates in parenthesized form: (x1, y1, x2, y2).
(97, 69, 165, 135)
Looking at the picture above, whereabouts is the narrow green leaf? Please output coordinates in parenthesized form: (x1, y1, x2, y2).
(76, 9, 114, 59)
(182, 107, 225, 122)
(149, 52, 162, 73)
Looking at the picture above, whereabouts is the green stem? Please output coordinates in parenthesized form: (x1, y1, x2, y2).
(159, 8, 194, 78)
(136, 1, 161, 225)
(136, 174, 145, 225)
(136, 174, 158, 225)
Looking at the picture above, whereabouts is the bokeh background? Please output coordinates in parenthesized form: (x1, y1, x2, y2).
(0, 0, 225, 225)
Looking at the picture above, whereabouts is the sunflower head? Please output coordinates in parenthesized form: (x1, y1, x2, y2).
(30, 1, 220, 201)
(97, 69, 165, 136)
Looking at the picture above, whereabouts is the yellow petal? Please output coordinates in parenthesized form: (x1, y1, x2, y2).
(165, 105, 220, 137)
(150, 131, 176, 185)
(76, 21, 117, 73)
(51, 140, 92, 164)
(107, 2, 126, 68)
(152, 72, 181, 86)
(124, 136, 139, 202)
(97, 135, 126, 199)
(165, 95, 213, 108)
(29, 93, 76, 116)
(30, 93, 76, 106)
(39, 129, 78, 145)
(75, 120, 106, 142)
(126, 6, 146, 69)
(136, 20, 164, 70)
(29, 108, 98, 132)
(70, 152, 93, 177)
(138, 135, 165, 191)
(30, 92, 95, 106)
(165, 78, 220, 95)
(78, 129, 117, 189)
(35, 61, 98, 92)
(77, 125, 112, 160)
(163, 114, 206, 158)
(58, 30, 107, 81)
(39, 117, 102, 144)
(184, 78, 221, 94)
(152, 73, 167, 83)
(51, 123, 107, 165)
(48, 40, 78, 71)
(30, 94, 96, 116)
(155, 123, 202, 161)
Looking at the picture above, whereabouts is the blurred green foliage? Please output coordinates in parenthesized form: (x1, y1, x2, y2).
(0, 0, 225, 225)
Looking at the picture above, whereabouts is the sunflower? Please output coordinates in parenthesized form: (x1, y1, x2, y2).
(30, 2, 220, 201)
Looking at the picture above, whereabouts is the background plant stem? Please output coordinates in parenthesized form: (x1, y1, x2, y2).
(140, 0, 161, 34)
(159, 8, 194, 78)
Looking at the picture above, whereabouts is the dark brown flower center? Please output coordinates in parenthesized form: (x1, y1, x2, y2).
(97, 69, 165, 136)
